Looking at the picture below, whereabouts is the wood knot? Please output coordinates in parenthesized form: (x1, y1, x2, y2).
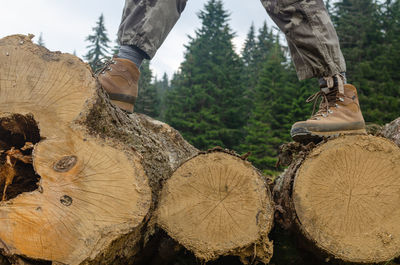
(54, 155, 77, 172)
(60, 195, 73, 206)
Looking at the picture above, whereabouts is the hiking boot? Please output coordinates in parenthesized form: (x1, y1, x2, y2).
(97, 57, 140, 113)
(291, 83, 366, 142)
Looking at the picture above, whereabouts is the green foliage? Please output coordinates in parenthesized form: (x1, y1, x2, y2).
(84, 14, 111, 71)
(135, 60, 160, 117)
(333, 0, 400, 124)
(165, 0, 247, 150)
(254, 22, 276, 70)
(241, 38, 314, 173)
(154, 73, 170, 120)
(37, 32, 45, 47)
(241, 24, 257, 103)
(241, 23, 257, 69)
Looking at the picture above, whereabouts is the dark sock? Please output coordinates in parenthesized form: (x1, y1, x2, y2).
(319, 72, 347, 90)
(118, 45, 146, 68)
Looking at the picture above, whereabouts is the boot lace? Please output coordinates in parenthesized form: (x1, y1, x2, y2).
(307, 74, 346, 119)
(306, 89, 340, 119)
(94, 58, 116, 76)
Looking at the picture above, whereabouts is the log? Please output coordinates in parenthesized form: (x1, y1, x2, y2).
(274, 134, 400, 263)
(0, 34, 197, 265)
(156, 149, 274, 264)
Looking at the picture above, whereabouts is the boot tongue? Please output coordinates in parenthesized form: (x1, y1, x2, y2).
(306, 87, 337, 119)
(324, 87, 338, 103)
(311, 87, 338, 118)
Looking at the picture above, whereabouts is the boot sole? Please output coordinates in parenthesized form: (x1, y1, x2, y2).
(291, 127, 367, 143)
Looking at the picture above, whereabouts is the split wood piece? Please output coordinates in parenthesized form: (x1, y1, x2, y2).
(157, 151, 274, 264)
(0, 34, 198, 265)
(275, 135, 400, 263)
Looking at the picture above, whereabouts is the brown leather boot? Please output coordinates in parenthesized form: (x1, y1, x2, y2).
(291, 84, 366, 142)
(97, 58, 140, 113)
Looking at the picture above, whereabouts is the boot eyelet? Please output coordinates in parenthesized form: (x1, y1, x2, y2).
(328, 110, 333, 114)
(335, 103, 339, 108)
(339, 97, 344, 102)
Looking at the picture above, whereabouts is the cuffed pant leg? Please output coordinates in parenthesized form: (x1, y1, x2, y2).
(261, 0, 346, 80)
(118, 0, 188, 59)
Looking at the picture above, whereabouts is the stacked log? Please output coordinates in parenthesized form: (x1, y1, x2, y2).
(0, 35, 275, 265)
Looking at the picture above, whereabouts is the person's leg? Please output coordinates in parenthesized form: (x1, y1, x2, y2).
(99, 0, 188, 113)
(118, 0, 188, 62)
(261, 0, 365, 142)
(261, 0, 345, 80)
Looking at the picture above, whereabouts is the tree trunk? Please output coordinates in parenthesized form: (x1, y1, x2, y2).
(0, 34, 197, 265)
(274, 134, 400, 264)
(156, 149, 274, 264)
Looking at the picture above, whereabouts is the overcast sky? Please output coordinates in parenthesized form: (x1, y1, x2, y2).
(0, 0, 275, 78)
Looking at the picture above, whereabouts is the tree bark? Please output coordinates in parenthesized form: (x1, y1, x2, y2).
(274, 134, 400, 264)
(382, 118, 400, 148)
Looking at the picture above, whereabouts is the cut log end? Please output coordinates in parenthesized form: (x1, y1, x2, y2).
(157, 151, 274, 264)
(293, 135, 400, 263)
(0, 35, 152, 265)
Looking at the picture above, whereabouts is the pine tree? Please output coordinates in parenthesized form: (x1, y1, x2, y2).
(254, 21, 275, 70)
(333, 0, 399, 124)
(37, 32, 45, 47)
(333, 0, 382, 77)
(84, 14, 111, 71)
(135, 61, 160, 117)
(241, 23, 258, 104)
(242, 23, 257, 69)
(112, 38, 120, 56)
(239, 22, 277, 123)
(242, 38, 296, 173)
(155, 73, 170, 120)
(165, 0, 246, 150)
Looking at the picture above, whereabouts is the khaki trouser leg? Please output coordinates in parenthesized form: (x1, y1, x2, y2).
(117, 0, 188, 59)
(260, 0, 346, 80)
